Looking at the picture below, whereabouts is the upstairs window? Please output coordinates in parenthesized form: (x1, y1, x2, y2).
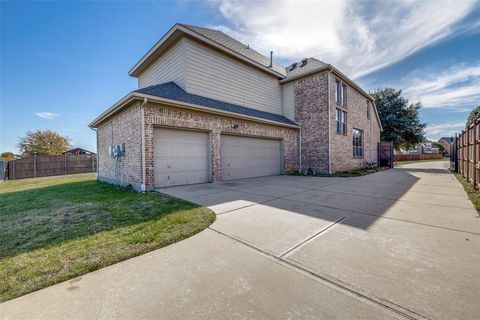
(352, 128, 364, 157)
(335, 80, 347, 106)
(336, 108, 347, 134)
(336, 80, 342, 104)
(366, 101, 370, 120)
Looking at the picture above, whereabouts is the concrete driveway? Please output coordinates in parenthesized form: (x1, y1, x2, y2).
(3, 161, 480, 320)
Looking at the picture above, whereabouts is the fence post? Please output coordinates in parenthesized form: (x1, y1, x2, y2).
(64, 154, 68, 175)
(33, 155, 37, 178)
(12, 160, 15, 180)
(92, 154, 95, 171)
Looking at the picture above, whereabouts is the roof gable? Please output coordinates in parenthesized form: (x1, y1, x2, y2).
(129, 24, 286, 78)
(285, 58, 328, 79)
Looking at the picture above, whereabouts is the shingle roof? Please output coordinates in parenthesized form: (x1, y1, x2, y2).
(285, 58, 329, 80)
(180, 24, 286, 76)
(135, 82, 298, 126)
(439, 137, 454, 142)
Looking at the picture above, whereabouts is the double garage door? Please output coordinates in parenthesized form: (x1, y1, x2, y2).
(154, 128, 281, 187)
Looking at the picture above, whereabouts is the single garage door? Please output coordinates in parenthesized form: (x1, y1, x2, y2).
(221, 135, 281, 180)
(154, 128, 209, 188)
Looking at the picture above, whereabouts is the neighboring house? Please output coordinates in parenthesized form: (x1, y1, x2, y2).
(421, 142, 440, 154)
(89, 24, 382, 190)
(396, 141, 443, 155)
(63, 148, 96, 155)
(437, 137, 453, 156)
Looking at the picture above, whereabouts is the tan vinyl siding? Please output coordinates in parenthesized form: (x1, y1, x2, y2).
(138, 39, 186, 89)
(183, 38, 282, 115)
(282, 82, 295, 120)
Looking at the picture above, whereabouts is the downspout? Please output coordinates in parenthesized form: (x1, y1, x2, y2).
(140, 97, 147, 191)
(91, 127, 98, 178)
(299, 125, 302, 173)
(370, 101, 373, 162)
(327, 69, 332, 174)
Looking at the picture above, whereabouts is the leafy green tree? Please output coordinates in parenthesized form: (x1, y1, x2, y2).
(18, 130, 71, 156)
(432, 142, 445, 153)
(370, 88, 426, 149)
(466, 106, 480, 127)
(0, 152, 15, 161)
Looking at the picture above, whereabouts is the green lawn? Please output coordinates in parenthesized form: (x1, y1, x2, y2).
(396, 159, 448, 166)
(454, 173, 480, 216)
(0, 173, 215, 302)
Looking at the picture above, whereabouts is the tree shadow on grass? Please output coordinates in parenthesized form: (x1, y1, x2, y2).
(0, 180, 201, 260)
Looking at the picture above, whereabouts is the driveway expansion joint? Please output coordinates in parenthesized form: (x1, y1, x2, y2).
(279, 215, 350, 258)
(208, 226, 430, 320)
(351, 210, 480, 236)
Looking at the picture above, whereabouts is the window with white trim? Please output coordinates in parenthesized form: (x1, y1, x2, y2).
(352, 128, 364, 157)
(335, 80, 347, 106)
(335, 80, 341, 104)
(366, 100, 370, 120)
(336, 108, 347, 134)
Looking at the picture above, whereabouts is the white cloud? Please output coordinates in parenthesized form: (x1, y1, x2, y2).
(208, 0, 477, 77)
(401, 63, 480, 110)
(425, 121, 465, 140)
(35, 112, 61, 120)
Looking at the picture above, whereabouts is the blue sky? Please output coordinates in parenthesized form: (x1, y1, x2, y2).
(1, 0, 479, 153)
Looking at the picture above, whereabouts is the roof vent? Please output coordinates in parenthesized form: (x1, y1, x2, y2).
(289, 63, 297, 71)
(300, 59, 308, 67)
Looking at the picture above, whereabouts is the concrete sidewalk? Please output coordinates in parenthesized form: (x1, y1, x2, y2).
(3, 160, 480, 319)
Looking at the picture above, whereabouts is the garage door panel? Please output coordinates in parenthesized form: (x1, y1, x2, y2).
(221, 135, 281, 181)
(154, 128, 209, 188)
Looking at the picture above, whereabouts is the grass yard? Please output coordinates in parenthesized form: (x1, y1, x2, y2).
(454, 173, 480, 216)
(0, 173, 215, 302)
(396, 159, 448, 166)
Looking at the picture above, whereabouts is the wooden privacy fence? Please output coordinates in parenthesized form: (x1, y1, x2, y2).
(395, 153, 444, 162)
(456, 120, 479, 190)
(7, 154, 97, 180)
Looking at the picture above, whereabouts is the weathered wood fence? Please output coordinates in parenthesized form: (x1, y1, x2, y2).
(456, 120, 479, 190)
(394, 153, 444, 162)
(7, 154, 97, 180)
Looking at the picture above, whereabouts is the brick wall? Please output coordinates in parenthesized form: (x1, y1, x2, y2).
(144, 103, 299, 189)
(328, 72, 381, 172)
(96, 103, 144, 190)
(294, 71, 330, 174)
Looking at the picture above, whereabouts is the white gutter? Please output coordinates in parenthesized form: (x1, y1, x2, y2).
(89, 93, 135, 128)
(90, 127, 98, 178)
(140, 97, 147, 191)
(299, 125, 302, 173)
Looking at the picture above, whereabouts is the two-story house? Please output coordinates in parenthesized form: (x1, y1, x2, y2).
(89, 24, 382, 190)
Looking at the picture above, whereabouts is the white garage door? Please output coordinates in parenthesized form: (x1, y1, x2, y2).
(154, 128, 209, 188)
(221, 135, 281, 180)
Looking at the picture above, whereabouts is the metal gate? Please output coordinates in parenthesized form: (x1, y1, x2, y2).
(450, 136, 458, 172)
(378, 141, 394, 168)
